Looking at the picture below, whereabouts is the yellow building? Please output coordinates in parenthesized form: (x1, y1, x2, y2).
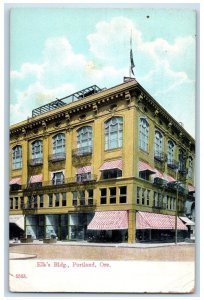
(9, 79, 195, 243)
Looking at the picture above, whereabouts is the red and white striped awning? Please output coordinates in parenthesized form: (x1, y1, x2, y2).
(76, 166, 92, 175)
(152, 168, 165, 179)
(136, 211, 187, 230)
(29, 174, 42, 183)
(87, 211, 128, 230)
(9, 177, 21, 185)
(165, 174, 176, 182)
(139, 161, 155, 173)
(99, 159, 122, 171)
(188, 185, 195, 192)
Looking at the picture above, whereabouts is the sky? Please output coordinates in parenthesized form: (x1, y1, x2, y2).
(10, 8, 196, 137)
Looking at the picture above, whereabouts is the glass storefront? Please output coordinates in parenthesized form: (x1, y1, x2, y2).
(25, 213, 94, 240)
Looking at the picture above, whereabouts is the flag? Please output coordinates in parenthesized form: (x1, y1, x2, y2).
(130, 48, 135, 76)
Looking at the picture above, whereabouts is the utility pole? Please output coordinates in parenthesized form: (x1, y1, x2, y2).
(175, 169, 179, 244)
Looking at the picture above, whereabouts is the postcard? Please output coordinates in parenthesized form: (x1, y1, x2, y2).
(9, 6, 196, 293)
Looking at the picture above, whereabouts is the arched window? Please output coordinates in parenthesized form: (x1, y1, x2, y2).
(188, 156, 193, 179)
(53, 133, 65, 154)
(77, 126, 92, 155)
(167, 140, 174, 164)
(12, 145, 22, 169)
(105, 117, 123, 150)
(154, 130, 163, 159)
(178, 149, 185, 172)
(139, 118, 149, 152)
(32, 140, 42, 159)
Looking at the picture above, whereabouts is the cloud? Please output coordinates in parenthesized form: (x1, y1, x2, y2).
(10, 16, 195, 137)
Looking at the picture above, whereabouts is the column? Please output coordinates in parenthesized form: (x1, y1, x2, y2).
(128, 209, 136, 243)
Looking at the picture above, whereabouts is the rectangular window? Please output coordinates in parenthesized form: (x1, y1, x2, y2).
(100, 188, 107, 204)
(139, 171, 149, 181)
(158, 193, 163, 208)
(33, 195, 37, 208)
(55, 193, 60, 207)
(39, 195, 44, 208)
(142, 189, 145, 205)
(27, 196, 32, 209)
(102, 169, 122, 179)
(110, 187, 116, 204)
(20, 197, 24, 209)
(72, 191, 77, 206)
(76, 172, 92, 183)
(48, 194, 53, 207)
(119, 186, 127, 204)
(52, 172, 64, 185)
(137, 187, 140, 204)
(153, 192, 157, 207)
(10, 198, 13, 209)
(15, 197, 18, 209)
(147, 190, 150, 206)
(88, 189, 93, 206)
(79, 191, 85, 206)
(62, 192, 66, 206)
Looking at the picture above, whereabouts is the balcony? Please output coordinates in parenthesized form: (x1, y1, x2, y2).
(49, 152, 66, 162)
(154, 151, 166, 162)
(29, 158, 43, 166)
(76, 174, 97, 183)
(178, 167, 188, 176)
(26, 182, 42, 190)
(167, 159, 179, 170)
(72, 146, 92, 157)
(23, 202, 38, 210)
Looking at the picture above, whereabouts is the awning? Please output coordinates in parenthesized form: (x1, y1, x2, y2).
(76, 166, 92, 175)
(9, 215, 24, 230)
(188, 185, 195, 192)
(136, 211, 187, 230)
(9, 177, 21, 185)
(139, 161, 155, 174)
(165, 174, 176, 182)
(179, 216, 195, 226)
(99, 159, 122, 171)
(87, 211, 128, 230)
(29, 174, 42, 183)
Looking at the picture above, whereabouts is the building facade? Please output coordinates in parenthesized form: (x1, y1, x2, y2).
(9, 79, 195, 243)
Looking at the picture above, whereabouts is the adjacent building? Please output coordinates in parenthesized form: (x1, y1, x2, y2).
(9, 78, 195, 243)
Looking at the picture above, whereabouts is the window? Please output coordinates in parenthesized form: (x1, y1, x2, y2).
(39, 195, 44, 208)
(53, 133, 65, 154)
(158, 194, 163, 208)
(139, 171, 150, 181)
(32, 140, 42, 160)
(147, 190, 150, 206)
(52, 172, 64, 185)
(188, 156, 193, 179)
(105, 117, 123, 150)
(110, 187, 116, 204)
(139, 118, 149, 152)
(15, 197, 18, 209)
(79, 191, 85, 206)
(137, 187, 140, 204)
(119, 186, 127, 204)
(48, 194, 53, 207)
(55, 193, 60, 207)
(76, 172, 92, 182)
(88, 190, 93, 206)
(12, 145, 22, 169)
(167, 140, 174, 164)
(10, 198, 13, 209)
(33, 195, 37, 208)
(100, 188, 107, 204)
(167, 196, 169, 210)
(27, 196, 32, 209)
(20, 197, 24, 209)
(77, 126, 92, 155)
(178, 149, 185, 172)
(154, 130, 163, 159)
(142, 189, 145, 205)
(62, 193, 66, 206)
(102, 169, 122, 179)
(153, 192, 157, 207)
(72, 191, 77, 206)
